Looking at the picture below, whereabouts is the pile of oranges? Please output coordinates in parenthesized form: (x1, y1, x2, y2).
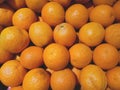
(0, 0, 120, 90)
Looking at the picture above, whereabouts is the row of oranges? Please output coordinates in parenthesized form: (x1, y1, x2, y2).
(0, 0, 120, 90)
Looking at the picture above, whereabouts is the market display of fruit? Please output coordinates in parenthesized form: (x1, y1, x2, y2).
(0, 0, 120, 90)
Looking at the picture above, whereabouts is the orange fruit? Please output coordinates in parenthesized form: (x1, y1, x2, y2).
(6, 0, 26, 10)
(106, 66, 120, 90)
(113, 0, 120, 22)
(0, 26, 30, 53)
(105, 23, 120, 49)
(29, 21, 53, 47)
(25, 0, 48, 13)
(0, 5, 14, 27)
(90, 4, 115, 27)
(43, 43, 69, 70)
(80, 64, 107, 90)
(65, 4, 88, 29)
(0, 60, 27, 87)
(0, 47, 14, 64)
(92, 0, 116, 6)
(20, 46, 43, 69)
(72, 67, 81, 84)
(51, 0, 72, 8)
(53, 23, 76, 47)
(78, 22, 105, 47)
(69, 43, 92, 68)
(41, 1, 65, 27)
(10, 86, 23, 90)
(93, 43, 119, 70)
(22, 68, 50, 90)
(12, 8, 37, 30)
(50, 68, 76, 90)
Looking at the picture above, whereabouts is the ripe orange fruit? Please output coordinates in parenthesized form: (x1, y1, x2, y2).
(50, 68, 76, 90)
(43, 43, 69, 70)
(41, 1, 65, 27)
(53, 23, 76, 47)
(0, 47, 14, 64)
(0, 26, 30, 53)
(12, 8, 37, 30)
(92, 0, 116, 6)
(0, 60, 27, 87)
(6, 0, 26, 10)
(93, 43, 119, 70)
(69, 43, 92, 68)
(25, 0, 48, 13)
(113, 0, 120, 22)
(0, 5, 14, 26)
(29, 21, 53, 47)
(51, 0, 72, 8)
(10, 86, 23, 90)
(22, 68, 50, 90)
(78, 22, 105, 47)
(106, 66, 120, 90)
(80, 64, 107, 90)
(20, 46, 43, 69)
(90, 4, 115, 27)
(65, 4, 88, 29)
(105, 23, 120, 49)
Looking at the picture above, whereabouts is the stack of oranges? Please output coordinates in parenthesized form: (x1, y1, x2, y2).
(0, 0, 120, 90)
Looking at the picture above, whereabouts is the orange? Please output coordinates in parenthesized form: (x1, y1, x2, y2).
(6, 0, 26, 10)
(12, 8, 37, 30)
(80, 64, 107, 90)
(106, 66, 120, 90)
(10, 86, 23, 90)
(53, 23, 76, 47)
(43, 43, 69, 70)
(65, 4, 88, 29)
(29, 21, 53, 47)
(51, 0, 72, 8)
(113, 0, 120, 22)
(69, 43, 92, 68)
(25, 0, 48, 13)
(90, 4, 115, 27)
(0, 60, 27, 87)
(20, 46, 43, 69)
(0, 47, 14, 64)
(22, 68, 50, 90)
(105, 23, 120, 49)
(50, 68, 76, 90)
(93, 43, 119, 70)
(0, 26, 30, 53)
(72, 67, 81, 84)
(41, 1, 65, 27)
(0, 5, 14, 27)
(92, 0, 116, 6)
(78, 22, 105, 47)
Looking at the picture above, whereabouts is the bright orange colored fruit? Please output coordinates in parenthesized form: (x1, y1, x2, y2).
(106, 66, 120, 90)
(29, 21, 53, 47)
(65, 4, 88, 29)
(78, 22, 105, 47)
(43, 43, 69, 70)
(22, 68, 50, 90)
(53, 23, 76, 47)
(20, 46, 43, 69)
(93, 43, 119, 70)
(69, 43, 92, 68)
(41, 1, 65, 27)
(50, 68, 76, 90)
(0, 60, 27, 87)
(12, 8, 37, 30)
(80, 64, 107, 90)
(90, 4, 115, 27)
